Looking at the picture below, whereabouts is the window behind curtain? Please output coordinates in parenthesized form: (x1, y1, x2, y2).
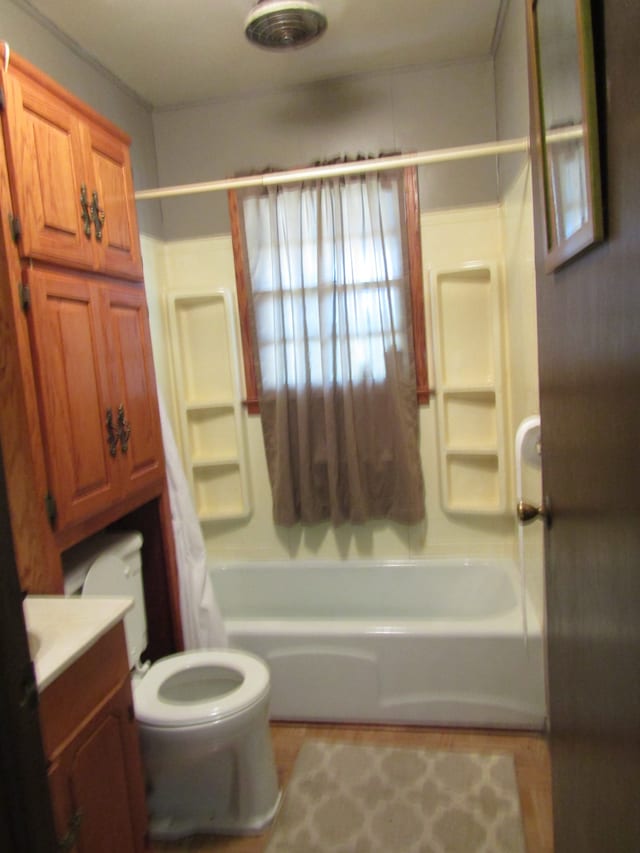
(245, 175, 408, 391)
(230, 166, 429, 414)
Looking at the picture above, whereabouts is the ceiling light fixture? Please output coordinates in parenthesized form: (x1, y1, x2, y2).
(244, 0, 328, 49)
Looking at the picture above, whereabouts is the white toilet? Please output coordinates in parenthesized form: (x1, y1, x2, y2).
(63, 531, 281, 841)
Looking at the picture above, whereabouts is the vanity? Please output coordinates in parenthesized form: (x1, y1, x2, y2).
(24, 597, 148, 852)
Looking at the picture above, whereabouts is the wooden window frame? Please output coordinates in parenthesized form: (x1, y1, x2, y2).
(229, 166, 429, 414)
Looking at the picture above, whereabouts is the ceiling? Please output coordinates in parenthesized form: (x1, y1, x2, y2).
(15, 0, 505, 109)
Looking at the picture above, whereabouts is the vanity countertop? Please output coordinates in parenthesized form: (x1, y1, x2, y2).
(23, 596, 132, 691)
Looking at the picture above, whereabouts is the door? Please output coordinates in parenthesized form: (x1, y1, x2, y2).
(84, 122, 143, 281)
(0, 68, 94, 270)
(534, 4, 640, 851)
(26, 268, 118, 530)
(27, 270, 164, 533)
(100, 282, 165, 497)
(47, 680, 147, 853)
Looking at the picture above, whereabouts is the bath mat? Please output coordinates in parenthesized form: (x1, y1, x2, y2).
(265, 740, 526, 853)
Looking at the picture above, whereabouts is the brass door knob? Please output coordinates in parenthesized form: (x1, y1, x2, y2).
(517, 499, 551, 526)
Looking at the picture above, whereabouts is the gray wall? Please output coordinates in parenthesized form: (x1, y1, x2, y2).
(495, 0, 532, 195)
(153, 59, 499, 240)
(2, 3, 503, 241)
(1, 0, 163, 238)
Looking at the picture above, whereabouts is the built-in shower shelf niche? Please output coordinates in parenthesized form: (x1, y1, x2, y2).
(430, 263, 508, 515)
(168, 290, 251, 522)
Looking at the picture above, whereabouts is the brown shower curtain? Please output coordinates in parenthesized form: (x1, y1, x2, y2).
(234, 168, 425, 526)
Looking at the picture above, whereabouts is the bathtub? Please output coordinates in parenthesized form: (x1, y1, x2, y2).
(209, 558, 547, 730)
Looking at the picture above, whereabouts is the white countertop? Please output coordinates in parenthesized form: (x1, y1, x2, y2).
(23, 596, 133, 691)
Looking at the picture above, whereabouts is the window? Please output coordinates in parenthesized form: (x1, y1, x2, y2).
(229, 166, 429, 414)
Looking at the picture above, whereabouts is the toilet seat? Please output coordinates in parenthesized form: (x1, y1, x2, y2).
(134, 649, 271, 728)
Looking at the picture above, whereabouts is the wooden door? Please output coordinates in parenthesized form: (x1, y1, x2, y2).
(84, 122, 143, 281)
(0, 69, 94, 271)
(47, 680, 147, 853)
(533, 3, 640, 851)
(26, 268, 118, 531)
(101, 282, 165, 498)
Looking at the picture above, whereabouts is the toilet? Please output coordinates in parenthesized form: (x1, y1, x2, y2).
(63, 531, 281, 841)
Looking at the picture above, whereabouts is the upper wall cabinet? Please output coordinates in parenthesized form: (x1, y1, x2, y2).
(0, 55, 143, 280)
(25, 267, 164, 541)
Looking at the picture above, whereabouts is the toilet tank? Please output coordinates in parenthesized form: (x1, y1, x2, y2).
(62, 530, 147, 668)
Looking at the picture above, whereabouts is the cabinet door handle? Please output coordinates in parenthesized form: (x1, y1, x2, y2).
(117, 404, 131, 453)
(106, 407, 119, 457)
(90, 190, 106, 241)
(58, 809, 83, 851)
(79, 185, 92, 237)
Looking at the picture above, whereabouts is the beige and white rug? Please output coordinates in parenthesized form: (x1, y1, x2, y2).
(265, 740, 526, 853)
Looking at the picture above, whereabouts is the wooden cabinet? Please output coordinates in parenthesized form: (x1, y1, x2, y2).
(0, 47, 182, 648)
(40, 624, 148, 852)
(26, 268, 165, 534)
(0, 55, 143, 280)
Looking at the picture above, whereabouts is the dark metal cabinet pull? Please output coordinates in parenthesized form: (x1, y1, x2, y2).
(79, 185, 92, 237)
(90, 190, 105, 241)
(117, 404, 131, 453)
(58, 809, 83, 851)
(106, 407, 119, 457)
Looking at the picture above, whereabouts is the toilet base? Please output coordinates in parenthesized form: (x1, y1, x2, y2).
(148, 790, 282, 841)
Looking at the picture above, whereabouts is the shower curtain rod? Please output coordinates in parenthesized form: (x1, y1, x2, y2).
(134, 136, 530, 202)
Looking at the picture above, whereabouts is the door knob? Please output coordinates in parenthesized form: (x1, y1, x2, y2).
(517, 499, 551, 526)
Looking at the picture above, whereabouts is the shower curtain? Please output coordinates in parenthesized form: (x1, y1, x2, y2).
(158, 394, 227, 649)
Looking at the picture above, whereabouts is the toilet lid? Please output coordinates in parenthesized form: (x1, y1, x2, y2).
(133, 649, 271, 728)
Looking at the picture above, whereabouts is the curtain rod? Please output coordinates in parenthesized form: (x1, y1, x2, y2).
(134, 136, 529, 202)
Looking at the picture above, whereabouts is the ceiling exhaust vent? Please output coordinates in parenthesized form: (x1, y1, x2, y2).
(245, 0, 327, 49)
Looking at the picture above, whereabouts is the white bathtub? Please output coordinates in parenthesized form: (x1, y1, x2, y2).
(209, 558, 547, 730)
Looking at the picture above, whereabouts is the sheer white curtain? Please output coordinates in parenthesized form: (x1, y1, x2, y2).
(237, 169, 425, 525)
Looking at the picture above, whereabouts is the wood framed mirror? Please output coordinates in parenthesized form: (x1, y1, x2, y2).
(527, 0, 603, 271)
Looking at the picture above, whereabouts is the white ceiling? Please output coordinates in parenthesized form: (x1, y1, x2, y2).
(16, 0, 505, 109)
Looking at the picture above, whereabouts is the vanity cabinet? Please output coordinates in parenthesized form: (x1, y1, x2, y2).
(0, 54, 143, 280)
(26, 267, 165, 534)
(40, 623, 148, 852)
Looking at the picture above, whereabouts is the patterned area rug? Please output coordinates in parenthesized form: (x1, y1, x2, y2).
(265, 740, 526, 853)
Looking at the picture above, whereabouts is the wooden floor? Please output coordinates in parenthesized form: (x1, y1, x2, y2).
(153, 722, 553, 853)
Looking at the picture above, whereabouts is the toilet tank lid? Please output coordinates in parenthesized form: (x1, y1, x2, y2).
(63, 530, 144, 595)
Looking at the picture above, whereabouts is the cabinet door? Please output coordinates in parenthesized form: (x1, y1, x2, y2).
(0, 70, 94, 270)
(101, 283, 165, 497)
(84, 122, 143, 281)
(26, 268, 118, 531)
(48, 680, 148, 853)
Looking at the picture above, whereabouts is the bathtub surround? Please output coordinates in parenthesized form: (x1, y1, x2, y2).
(141, 21, 540, 589)
(265, 740, 525, 853)
(157, 205, 518, 561)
